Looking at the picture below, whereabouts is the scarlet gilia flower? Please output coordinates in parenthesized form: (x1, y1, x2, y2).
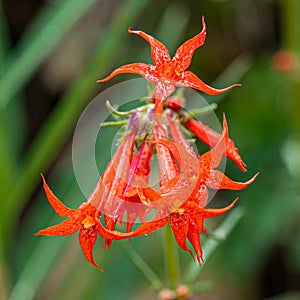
(35, 176, 128, 271)
(35, 114, 150, 269)
(37, 20, 257, 271)
(100, 133, 154, 246)
(97, 17, 240, 115)
(127, 114, 257, 263)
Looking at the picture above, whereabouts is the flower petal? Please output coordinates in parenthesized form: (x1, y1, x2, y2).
(187, 220, 203, 264)
(35, 217, 82, 236)
(191, 184, 209, 208)
(170, 213, 194, 260)
(166, 111, 196, 156)
(96, 219, 134, 240)
(41, 174, 75, 217)
(184, 119, 247, 172)
(206, 170, 258, 190)
(199, 117, 228, 172)
(130, 215, 169, 237)
(176, 71, 241, 95)
(153, 125, 179, 185)
(79, 227, 104, 271)
(97, 63, 157, 83)
(153, 82, 176, 116)
(128, 28, 171, 65)
(173, 16, 206, 72)
(193, 198, 238, 218)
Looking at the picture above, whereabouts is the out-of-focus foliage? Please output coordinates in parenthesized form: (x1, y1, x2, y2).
(0, 0, 300, 299)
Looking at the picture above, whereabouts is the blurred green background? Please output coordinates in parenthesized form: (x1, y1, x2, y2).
(1, 0, 300, 299)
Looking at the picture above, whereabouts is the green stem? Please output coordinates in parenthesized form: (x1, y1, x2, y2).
(163, 223, 180, 289)
(183, 207, 244, 284)
(188, 103, 218, 118)
(101, 120, 128, 127)
(123, 244, 164, 292)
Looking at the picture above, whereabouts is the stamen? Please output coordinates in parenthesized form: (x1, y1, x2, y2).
(82, 215, 96, 230)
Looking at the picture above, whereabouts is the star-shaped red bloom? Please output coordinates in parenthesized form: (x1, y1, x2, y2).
(125, 115, 257, 263)
(97, 17, 240, 115)
(35, 175, 129, 271)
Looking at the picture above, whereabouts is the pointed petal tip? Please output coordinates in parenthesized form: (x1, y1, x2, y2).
(91, 261, 104, 272)
(215, 83, 242, 95)
(247, 172, 259, 184)
(232, 197, 239, 205)
(197, 197, 238, 218)
(225, 83, 242, 91)
(41, 173, 47, 186)
(222, 113, 228, 133)
(239, 161, 247, 172)
(127, 27, 142, 36)
(201, 15, 206, 32)
(34, 228, 65, 237)
(96, 78, 108, 83)
(128, 27, 137, 34)
(34, 228, 54, 236)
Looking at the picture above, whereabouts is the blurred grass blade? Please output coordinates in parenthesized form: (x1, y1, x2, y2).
(136, 2, 190, 63)
(183, 207, 244, 284)
(0, 119, 15, 194)
(123, 244, 164, 292)
(8, 239, 66, 300)
(0, 3, 17, 194)
(1, 0, 149, 243)
(155, 2, 190, 55)
(281, 0, 300, 52)
(0, 0, 98, 109)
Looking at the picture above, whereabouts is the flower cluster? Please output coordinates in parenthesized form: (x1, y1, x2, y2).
(36, 18, 257, 270)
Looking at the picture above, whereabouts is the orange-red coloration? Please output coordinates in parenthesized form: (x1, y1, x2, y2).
(35, 175, 137, 270)
(97, 17, 240, 114)
(126, 116, 257, 263)
(184, 118, 247, 171)
(36, 19, 257, 271)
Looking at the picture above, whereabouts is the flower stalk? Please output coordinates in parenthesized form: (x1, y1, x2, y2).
(163, 223, 180, 289)
(123, 244, 164, 292)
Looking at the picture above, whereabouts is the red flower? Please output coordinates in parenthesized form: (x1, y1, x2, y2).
(184, 118, 247, 172)
(164, 93, 247, 172)
(35, 113, 156, 270)
(35, 176, 127, 271)
(104, 139, 154, 235)
(126, 115, 257, 263)
(97, 17, 240, 115)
